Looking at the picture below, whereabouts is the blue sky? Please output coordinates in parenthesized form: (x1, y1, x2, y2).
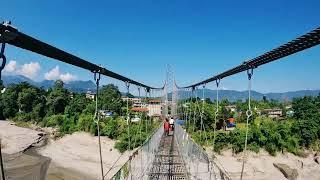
(1, 0, 320, 93)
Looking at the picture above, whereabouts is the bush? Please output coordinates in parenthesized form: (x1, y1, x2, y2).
(248, 142, 260, 153)
(229, 128, 247, 153)
(265, 143, 277, 156)
(114, 120, 156, 153)
(101, 118, 120, 139)
(43, 115, 66, 127)
(13, 112, 32, 122)
(285, 136, 300, 154)
(77, 114, 94, 132)
(59, 117, 78, 135)
(214, 131, 230, 153)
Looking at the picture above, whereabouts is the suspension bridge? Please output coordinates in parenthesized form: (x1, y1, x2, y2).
(0, 21, 319, 180)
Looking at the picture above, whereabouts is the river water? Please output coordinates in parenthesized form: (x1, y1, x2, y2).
(1, 134, 93, 180)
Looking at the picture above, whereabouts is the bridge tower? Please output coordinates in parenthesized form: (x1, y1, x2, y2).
(162, 64, 177, 117)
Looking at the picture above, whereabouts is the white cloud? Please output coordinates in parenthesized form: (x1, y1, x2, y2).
(17, 62, 40, 79)
(59, 73, 77, 82)
(4, 60, 17, 73)
(45, 66, 60, 80)
(44, 65, 77, 82)
(4, 60, 40, 79)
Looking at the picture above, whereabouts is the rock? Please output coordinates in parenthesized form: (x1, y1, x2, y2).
(273, 163, 298, 180)
(315, 156, 320, 164)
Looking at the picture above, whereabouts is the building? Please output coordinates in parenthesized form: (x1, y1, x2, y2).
(86, 90, 95, 100)
(130, 107, 149, 122)
(147, 99, 163, 117)
(121, 97, 145, 107)
(121, 97, 163, 117)
(131, 107, 149, 112)
(99, 110, 113, 118)
(263, 108, 283, 118)
(225, 105, 236, 112)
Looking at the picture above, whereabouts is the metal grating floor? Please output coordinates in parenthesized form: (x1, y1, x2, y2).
(149, 132, 187, 180)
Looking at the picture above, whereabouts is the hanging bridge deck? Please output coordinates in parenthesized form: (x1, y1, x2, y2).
(149, 132, 188, 180)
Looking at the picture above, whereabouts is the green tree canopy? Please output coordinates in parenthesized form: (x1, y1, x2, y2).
(46, 80, 70, 115)
(98, 84, 122, 114)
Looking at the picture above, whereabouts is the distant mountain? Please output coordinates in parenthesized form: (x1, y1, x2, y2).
(3, 75, 96, 93)
(3, 75, 36, 86)
(3, 75, 320, 100)
(64, 80, 96, 92)
(38, 80, 55, 89)
(172, 89, 320, 102)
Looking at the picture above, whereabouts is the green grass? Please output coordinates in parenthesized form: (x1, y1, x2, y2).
(12, 120, 32, 128)
(236, 123, 247, 130)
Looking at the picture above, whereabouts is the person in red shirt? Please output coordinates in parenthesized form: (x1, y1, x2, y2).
(164, 118, 170, 136)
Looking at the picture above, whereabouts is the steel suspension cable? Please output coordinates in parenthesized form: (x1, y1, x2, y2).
(240, 68, 254, 180)
(200, 85, 209, 146)
(0, 42, 6, 82)
(179, 27, 320, 89)
(192, 87, 198, 133)
(125, 82, 131, 151)
(183, 88, 188, 121)
(0, 138, 5, 180)
(0, 41, 6, 180)
(0, 22, 163, 90)
(184, 89, 187, 122)
(212, 79, 220, 153)
(187, 88, 192, 128)
(93, 72, 104, 180)
(133, 86, 143, 149)
(148, 90, 152, 129)
(144, 88, 148, 133)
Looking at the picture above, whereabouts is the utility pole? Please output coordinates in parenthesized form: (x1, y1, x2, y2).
(0, 138, 5, 180)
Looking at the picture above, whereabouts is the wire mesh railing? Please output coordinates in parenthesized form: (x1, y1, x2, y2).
(111, 123, 164, 180)
(175, 124, 232, 180)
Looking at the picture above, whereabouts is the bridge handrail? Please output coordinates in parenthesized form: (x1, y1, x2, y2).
(175, 124, 232, 180)
(110, 121, 163, 179)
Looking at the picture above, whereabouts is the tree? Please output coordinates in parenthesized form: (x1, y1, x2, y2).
(98, 84, 122, 114)
(1, 84, 19, 118)
(205, 98, 212, 104)
(54, 80, 64, 89)
(263, 95, 267, 102)
(18, 87, 38, 113)
(65, 93, 89, 118)
(0, 80, 4, 91)
(46, 80, 70, 115)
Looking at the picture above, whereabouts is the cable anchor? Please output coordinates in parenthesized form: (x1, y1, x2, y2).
(215, 78, 220, 88)
(247, 68, 254, 80)
(0, 43, 7, 81)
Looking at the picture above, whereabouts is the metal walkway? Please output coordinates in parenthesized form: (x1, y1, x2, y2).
(149, 132, 188, 180)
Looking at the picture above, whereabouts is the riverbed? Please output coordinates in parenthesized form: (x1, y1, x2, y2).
(0, 120, 131, 180)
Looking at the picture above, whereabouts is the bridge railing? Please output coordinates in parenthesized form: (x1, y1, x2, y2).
(175, 124, 231, 180)
(111, 123, 163, 180)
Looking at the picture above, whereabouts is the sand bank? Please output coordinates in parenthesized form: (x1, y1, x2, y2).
(0, 121, 45, 154)
(213, 150, 320, 180)
(37, 132, 131, 179)
(0, 120, 131, 179)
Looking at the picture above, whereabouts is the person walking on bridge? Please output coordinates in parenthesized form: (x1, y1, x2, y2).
(169, 117, 175, 132)
(164, 118, 170, 136)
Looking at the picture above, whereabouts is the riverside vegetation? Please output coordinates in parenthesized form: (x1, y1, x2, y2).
(1, 80, 319, 155)
(0, 80, 159, 153)
(182, 95, 320, 156)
